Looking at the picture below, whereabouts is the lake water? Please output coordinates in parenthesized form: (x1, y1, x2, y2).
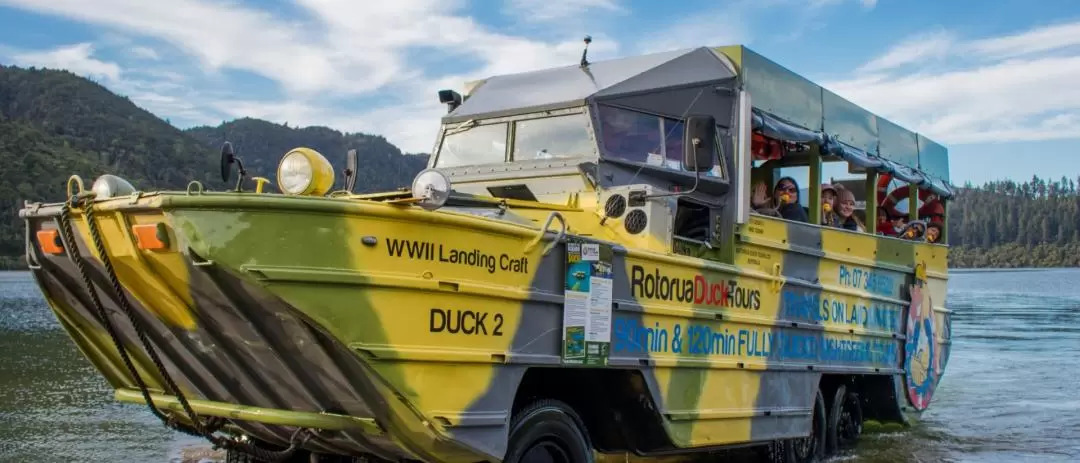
(1, 269, 1078, 462)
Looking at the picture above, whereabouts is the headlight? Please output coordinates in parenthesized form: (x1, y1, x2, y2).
(91, 174, 136, 199)
(276, 147, 335, 196)
(411, 168, 451, 210)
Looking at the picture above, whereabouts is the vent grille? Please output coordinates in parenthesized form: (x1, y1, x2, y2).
(604, 194, 627, 218)
(625, 209, 648, 234)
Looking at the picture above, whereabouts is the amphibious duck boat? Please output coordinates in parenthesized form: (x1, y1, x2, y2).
(20, 43, 954, 462)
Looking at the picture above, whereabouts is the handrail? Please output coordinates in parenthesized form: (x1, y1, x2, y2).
(523, 211, 567, 256)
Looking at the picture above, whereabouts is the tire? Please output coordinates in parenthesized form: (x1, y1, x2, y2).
(504, 399, 594, 463)
(826, 384, 864, 453)
(780, 388, 827, 463)
(224, 441, 317, 463)
(225, 447, 262, 463)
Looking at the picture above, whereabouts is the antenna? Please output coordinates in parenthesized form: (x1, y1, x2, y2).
(579, 35, 592, 68)
(344, 149, 358, 193)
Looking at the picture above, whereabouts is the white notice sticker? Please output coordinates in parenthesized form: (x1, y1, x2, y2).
(581, 243, 600, 261)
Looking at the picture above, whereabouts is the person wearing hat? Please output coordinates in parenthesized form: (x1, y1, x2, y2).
(901, 220, 927, 240)
(821, 183, 840, 227)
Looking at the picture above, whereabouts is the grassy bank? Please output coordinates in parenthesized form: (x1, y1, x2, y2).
(0, 255, 26, 271)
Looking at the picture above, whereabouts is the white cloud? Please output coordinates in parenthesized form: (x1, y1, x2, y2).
(0, 0, 394, 96)
(10, 42, 122, 81)
(0, 0, 628, 152)
(636, 13, 750, 55)
(0, 0, 881, 154)
(855, 30, 954, 73)
(506, 0, 623, 23)
(824, 20, 1080, 146)
(130, 46, 159, 60)
(963, 21, 1080, 59)
(808, 0, 877, 10)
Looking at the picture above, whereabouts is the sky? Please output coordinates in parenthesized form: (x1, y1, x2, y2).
(1, 0, 1079, 187)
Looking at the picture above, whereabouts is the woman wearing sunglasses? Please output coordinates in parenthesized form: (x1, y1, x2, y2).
(751, 176, 809, 223)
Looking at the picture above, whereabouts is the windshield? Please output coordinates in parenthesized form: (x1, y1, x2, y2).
(435, 122, 508, 168)
(512, 113, 594, 161)
(435, 112, 595, 168)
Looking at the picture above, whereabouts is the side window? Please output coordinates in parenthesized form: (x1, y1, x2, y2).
(663, 120, 686, 170)
(597, 105, 663, 164)
(673, 198, 711, 242)
(598, 105, 724, 178)
(435, 123, 509, 168)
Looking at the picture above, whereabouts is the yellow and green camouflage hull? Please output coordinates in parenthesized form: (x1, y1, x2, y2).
(20, 191, 951, 462)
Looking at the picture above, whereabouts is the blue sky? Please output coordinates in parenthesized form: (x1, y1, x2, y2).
(1, 0, 1079, 186)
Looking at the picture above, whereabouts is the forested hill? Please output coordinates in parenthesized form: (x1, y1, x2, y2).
(946, 176, 1080, 268)
(0, 64, 429, 269)
(0, 64, 214, 267)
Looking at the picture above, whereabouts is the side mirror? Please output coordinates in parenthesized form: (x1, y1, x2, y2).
(220, 141, 236, 183)
(683, 115, 716, 172)
(438, 89, 463, 114)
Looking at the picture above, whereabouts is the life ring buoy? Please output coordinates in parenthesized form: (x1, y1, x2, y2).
(750, 132, 783, 160)
(878, 178, 939, 219)
(875, 172, 893, 205)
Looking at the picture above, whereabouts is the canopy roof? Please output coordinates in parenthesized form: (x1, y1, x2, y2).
(715, 45, 953, 198)
(445, 44, 953, 198)
(447, 46, 737, 122)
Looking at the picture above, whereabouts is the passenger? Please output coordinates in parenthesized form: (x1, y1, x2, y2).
(821, 184, 840, 227)
(901, 220, 926, 240)
(835, 186, 865, 232)
(925, 221, 943, 244)
(751, 176, 808, 223)
(920, 201, 945, 224)
(880, 211, 907, 237)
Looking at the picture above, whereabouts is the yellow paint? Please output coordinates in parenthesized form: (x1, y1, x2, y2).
(68, 205, 197, 330)
(277, 147, 335, 196)
(26, 178, 951, 460)
(238, 202, 928, 451)
(620, 229, 770, 446)
(251, 176, 272, 193)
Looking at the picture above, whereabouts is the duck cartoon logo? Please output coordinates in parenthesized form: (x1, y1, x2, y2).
(904, 282, 936, 411)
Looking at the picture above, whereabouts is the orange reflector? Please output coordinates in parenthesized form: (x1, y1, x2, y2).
(37, 229, 64, 255)
(132, 223, 170, 250)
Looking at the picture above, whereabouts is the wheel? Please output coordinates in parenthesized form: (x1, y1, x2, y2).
(827, 384, 864, 453)
(504, 399, 594, 463)
(223, 439, 316, 463)
(780, 388, 827, 463)
(225, 447, 262, 463)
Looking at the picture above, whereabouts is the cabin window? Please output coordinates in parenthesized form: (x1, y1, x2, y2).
(597, 105, 724, 178)
(435, 122, 509, 168)
(597, 105, 673, 167)
(673, 198, 711, 242)
(512, 113, 594, 161)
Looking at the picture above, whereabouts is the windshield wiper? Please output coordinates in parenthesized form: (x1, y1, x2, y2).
(443, 119, 478, 137)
